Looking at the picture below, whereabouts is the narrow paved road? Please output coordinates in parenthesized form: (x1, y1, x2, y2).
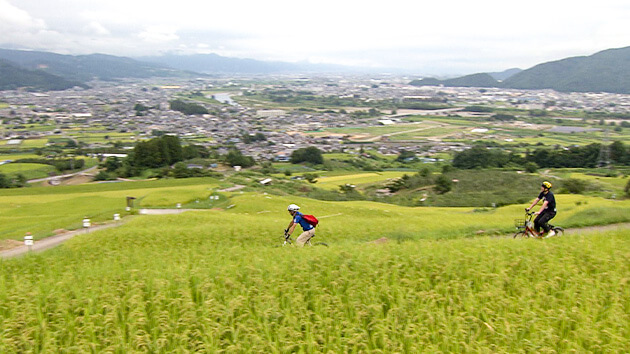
(1, 209, 201, 259)
(1, 222, 125, 259)
(27, 166, 98, 184)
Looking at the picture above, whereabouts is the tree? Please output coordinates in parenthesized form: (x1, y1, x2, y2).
(173, 162, 190, 178)
(434, 175, 452, 194)
(225, 149, 255, 167)
(396, 150, 416, 162)
(562, 178, 587, 194)
(13, 174, 27, 188)
(169, 100, 209, 115)
(104, 156, 122, 172)
(524, 162, 539, 173)
(303, 173, 319, 183)
(0, 173, 10, 188)
(291, 147, 324, 165)
(452, 146, 509, 169)
(94, 171, 115, 181)
(609, 141, 627, 164)
(132, 135, 184, 168)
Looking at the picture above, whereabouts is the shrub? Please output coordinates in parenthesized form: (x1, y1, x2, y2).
(562, 178, 587, 194)
(524, 162, 539, 173)
(434, 175, 453, 194)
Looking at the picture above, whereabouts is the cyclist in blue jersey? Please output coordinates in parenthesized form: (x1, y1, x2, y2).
(285, 204, 315, 247)
(526, 181, 557, 238)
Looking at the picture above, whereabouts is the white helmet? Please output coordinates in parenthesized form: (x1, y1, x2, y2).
(287, 204, 300, 211)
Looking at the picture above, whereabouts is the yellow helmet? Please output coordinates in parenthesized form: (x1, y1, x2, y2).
(542, 181, 552, 189)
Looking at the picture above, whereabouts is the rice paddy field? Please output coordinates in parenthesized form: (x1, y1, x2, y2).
(0, 178, 221, 241)
(1, 182, 630, 351)
(315, 172, 408, 190)
(0, 163, 56, 180)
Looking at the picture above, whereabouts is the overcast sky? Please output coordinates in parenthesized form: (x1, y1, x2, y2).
(1, 0, 630, 75)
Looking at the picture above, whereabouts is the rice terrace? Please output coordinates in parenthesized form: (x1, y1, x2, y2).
(3, 55, 630, 351)
(1, 174, 630, 351)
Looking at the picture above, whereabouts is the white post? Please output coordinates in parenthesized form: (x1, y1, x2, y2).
(83, 217, 91, 232)
(24, 232, 33, 252)
(114, 213, 121, 222)
(176, 203, 181, 209)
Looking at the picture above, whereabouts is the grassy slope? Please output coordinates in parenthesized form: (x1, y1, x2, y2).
(0, 163, 56, 180)
(1, 193, 629, 351)
(0, 178, 220, 240)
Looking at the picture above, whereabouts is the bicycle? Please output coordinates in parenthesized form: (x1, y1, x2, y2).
(514, 211, 564, 239)
(281, 231, 328, 247)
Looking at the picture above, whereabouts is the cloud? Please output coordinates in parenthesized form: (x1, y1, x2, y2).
(138, 26, 179, 43)
(0, 0, 46, 33)
(3, 0, 630, 74)
(84, 21, 110, 36)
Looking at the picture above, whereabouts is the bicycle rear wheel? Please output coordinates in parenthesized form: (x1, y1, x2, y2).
(513, 230, 528, 239)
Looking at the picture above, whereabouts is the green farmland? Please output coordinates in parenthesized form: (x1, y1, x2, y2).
(0, 178, 221, 241)
(1, 186, 630, 351)
(0, 162, 56, 180)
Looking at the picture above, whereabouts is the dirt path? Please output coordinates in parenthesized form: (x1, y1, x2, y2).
(0, 210, 205, 259)
(561, 222, 630, 235)
(1, 221, 128, 259)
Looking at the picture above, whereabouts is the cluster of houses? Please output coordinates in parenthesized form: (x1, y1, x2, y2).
(2, 76, 630, 164)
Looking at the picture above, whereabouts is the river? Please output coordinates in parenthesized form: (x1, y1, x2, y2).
(212, 92, 238, 105)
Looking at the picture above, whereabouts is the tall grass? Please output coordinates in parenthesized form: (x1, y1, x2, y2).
(1, 209, 628, 352)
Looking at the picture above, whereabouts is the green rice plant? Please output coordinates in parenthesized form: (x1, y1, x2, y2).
(1, 209, 629, 352)
(0, 163, 56, 180)
(0, 178, 221, 240)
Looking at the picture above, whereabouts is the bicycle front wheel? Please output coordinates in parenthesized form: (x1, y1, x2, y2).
(513, 230, 529, 239)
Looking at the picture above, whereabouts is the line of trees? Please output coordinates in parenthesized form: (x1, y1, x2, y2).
(169, 99, 208, 115)
(14, 158, 85, 172)
(291, 147, 324, 165)
(453, 141, 630, 169)
(99, 135, 211, 179)
(0, 172, 27, 188)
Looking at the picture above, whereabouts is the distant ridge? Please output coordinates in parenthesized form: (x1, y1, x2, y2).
(410, 73, 499, 88)
(411, 46, 630, 94)
(0, 49, 197, 86)
(138, 53, 361, 74)
(0, 58, 85, 91)
(487, 68, 522, 81)
(502, 46, 630, 93)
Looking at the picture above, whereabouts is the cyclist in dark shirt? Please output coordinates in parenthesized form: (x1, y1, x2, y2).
(526, 181, 557, 237)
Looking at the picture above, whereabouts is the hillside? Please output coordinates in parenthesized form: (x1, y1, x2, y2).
(2, 187, 630, 351)
(411, 46, 630, 94)
(502, 46, 630, 93)
(410, 73, 499, 88)
(0, 48, 198, 84)
(487, 67, 522, 81)
(0, 58, 85, 91)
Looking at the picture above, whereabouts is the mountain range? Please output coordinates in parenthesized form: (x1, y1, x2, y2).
(0, 48, 198, 91)
(1, 46, 630, 93)
(411, 46, 630, 94)
(137, 53, 354, 74)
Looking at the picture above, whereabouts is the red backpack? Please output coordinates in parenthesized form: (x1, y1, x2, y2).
(302, 214, 319, 227)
